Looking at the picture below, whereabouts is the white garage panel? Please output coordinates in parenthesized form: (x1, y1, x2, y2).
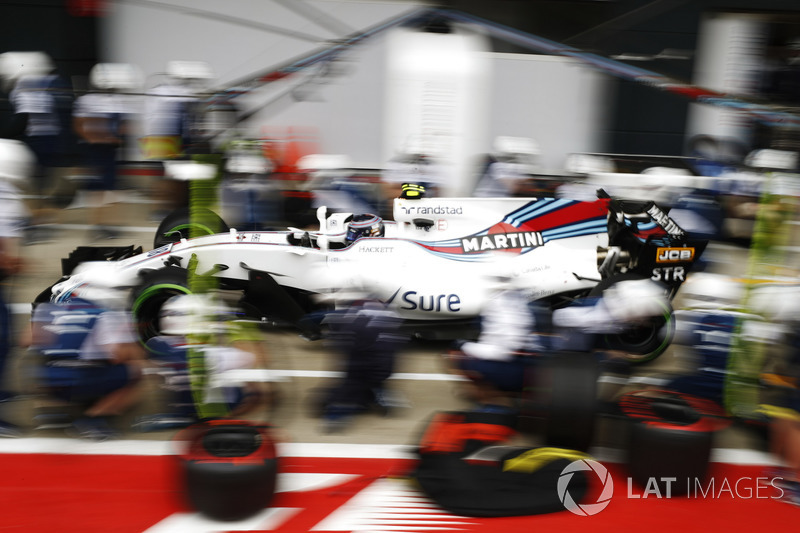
(103, 1, 610, 177)
(487, 53, 611, 173)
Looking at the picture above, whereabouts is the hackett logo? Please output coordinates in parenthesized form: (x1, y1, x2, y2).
(461, 231, 544, 253)
(656, 247, 694, 263)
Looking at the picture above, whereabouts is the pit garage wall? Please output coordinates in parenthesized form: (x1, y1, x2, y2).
(246, 36, 609, 190)
(383, 27, 493, 197)
(102, 1, 610, 188)
(486, 53, 610, 174)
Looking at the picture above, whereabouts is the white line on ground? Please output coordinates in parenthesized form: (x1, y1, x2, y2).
(0, 438, 778, 465)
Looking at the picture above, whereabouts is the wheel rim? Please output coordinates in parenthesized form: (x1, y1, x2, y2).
(132, 283, 192, 341)
(607, 305, 675, 363)
(161, 222, 218, 243)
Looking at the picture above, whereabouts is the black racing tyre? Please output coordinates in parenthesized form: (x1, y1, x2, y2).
(532, 352, 600, 452)
(619, 390, 730, 496)
(130, 267, 191, 344)
(589, 274, 675, 364)
(154, 207, 229, 249)
(176, 421, 279, 521)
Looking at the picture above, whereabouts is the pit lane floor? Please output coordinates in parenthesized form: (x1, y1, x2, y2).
(0, 190, 769, 454)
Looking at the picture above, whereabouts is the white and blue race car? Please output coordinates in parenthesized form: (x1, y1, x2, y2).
(39, 190, 707, 362)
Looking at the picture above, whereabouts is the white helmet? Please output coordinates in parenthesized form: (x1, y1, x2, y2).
(226, 141, 272, 175)
(680, 273, 744, 310)
(67, 261, 138, 311)
(345, 213, 384, 242)
(748, 283, 800, 323)
(493, 136, 540, 171)
(159, 293, 229, 335)
(296, 153, 352, 182)
(603, 279, 670, 323)
(166, 60, 214, 81)
(73, 286, 128, 311)
(0, 51, 53, 87)
(166, 60, 214, 93)
(0, 140, 35, 183)
(89, 63, 143, 91)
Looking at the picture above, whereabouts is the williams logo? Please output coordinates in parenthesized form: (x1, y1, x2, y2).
(646, 205, 686, 236)
(461, 231, 544, 253)
(656, 247, 695, 263)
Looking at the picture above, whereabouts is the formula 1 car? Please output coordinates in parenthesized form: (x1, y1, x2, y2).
(38, 189, 707, 363)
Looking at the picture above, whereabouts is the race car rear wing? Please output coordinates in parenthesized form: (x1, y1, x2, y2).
(601, 189, 708, 295)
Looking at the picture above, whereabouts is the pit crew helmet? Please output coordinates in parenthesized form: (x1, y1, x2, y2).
(67, 263, 135, 311)
(603, 278, 669, 324)
(89, 63, 143, 92)
(225, 140, 272, 175)
(0, 51, 53, 90)
(0, 139, 35, 184)
(345, 214, 384, 242)
(166, 60, 214, 93)
(748, 284, 800, 323)
(159, 293, 223, 335)
(493, 136, 540, 169)
(680, 273, 743, 310)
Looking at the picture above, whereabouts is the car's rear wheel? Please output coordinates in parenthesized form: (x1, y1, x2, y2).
(589, 274, 675, 364)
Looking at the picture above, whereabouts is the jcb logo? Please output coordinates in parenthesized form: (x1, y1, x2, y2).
(656, 247, 694, 263)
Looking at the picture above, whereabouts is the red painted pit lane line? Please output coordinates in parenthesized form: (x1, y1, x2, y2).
(0, 442, 795, 532)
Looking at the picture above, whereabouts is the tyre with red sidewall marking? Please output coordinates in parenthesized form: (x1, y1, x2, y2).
(619, 389, 731, 496)
(175, 420, 279, 521)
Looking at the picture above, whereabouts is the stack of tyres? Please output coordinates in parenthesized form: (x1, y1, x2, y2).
(619, 390, 730, 495)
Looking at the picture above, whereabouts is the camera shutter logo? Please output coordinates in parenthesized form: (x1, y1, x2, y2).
(558, 459, 614, 516)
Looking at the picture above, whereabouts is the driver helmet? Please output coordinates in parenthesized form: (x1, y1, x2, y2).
(159, 293, 227, 335)
(345, 214, 384, 242)
(602, 279, 669, 324)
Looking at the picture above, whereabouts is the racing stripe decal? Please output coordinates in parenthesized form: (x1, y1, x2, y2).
(503, 198, 571, 226)
(540, 219, 608, 242)
(414, 198, 611, 258)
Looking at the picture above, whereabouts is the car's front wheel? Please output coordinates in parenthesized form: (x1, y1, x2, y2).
(154, 207, 229, 249)
(130, 266, 191, 344)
